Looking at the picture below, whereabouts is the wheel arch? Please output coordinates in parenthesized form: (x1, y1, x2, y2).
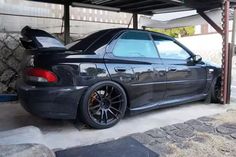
(77, 80, 128, 129)
(210, 74, 222, 103)
(110, 80, 131, 109)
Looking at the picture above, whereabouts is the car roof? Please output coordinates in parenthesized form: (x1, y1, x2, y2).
(101, 28, 174, 40)
(104, 28, 194, 57)
(67, 27, 178, 55)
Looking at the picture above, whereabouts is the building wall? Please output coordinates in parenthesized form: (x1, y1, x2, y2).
(177, 33, 224, 65)
(0, 0, 132, 35)
(0, 0, 133, 94)
(195, 20, 233, 35)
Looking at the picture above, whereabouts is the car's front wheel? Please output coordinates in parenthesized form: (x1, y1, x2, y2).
(211, 77, 221, 103)
(79, 81, 127, 129)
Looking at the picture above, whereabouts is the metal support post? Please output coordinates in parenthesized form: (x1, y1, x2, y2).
(64, 3, 70, 44)
(198, 10, 223, 35)
(133, 13, 138, 29)
(221, 0, 230, 104)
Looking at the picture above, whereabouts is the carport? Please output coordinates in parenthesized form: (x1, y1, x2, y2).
(1, 1, 236, 155)
(25, 0, 235, 104)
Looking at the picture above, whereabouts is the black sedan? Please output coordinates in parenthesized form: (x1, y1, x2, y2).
(17, 26, 221, 129)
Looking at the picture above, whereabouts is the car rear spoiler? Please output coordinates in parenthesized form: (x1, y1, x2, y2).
(20, 26, 67, 54)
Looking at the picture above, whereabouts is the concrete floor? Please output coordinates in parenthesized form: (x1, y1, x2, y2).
(1, 55, 236, 151)
(0, 101, 235, 150)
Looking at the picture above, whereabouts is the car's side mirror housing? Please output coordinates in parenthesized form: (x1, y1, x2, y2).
(193, 55, 202, 63)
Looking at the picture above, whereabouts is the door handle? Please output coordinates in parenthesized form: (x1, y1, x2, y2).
(115, 68, 127, 72)
(158, 71, 165, 76)
(168, 67, 177, 71)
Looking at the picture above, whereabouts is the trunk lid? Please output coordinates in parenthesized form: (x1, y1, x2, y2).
(19, 26, 67, 83)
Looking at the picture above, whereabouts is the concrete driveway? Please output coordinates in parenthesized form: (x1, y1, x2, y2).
(1, 66, 236, 150)
(0, 100, 235, 150)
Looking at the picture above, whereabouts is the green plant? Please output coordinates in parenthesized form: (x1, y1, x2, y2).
(147, 26, 195, 38)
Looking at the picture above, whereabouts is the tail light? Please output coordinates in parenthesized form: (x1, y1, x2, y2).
(25, 68, 58, 83)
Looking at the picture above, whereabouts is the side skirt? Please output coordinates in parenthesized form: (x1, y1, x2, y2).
(127, 94, 207, 115)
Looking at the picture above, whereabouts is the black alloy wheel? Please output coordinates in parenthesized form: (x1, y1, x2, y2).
(80, 81, 127, 129)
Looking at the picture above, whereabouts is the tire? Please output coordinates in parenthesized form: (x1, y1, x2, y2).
(79, 81, 127, 129)
(211, 77, 221, 103)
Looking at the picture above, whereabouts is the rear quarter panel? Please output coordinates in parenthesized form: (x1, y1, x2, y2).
(31, 53, 111, 87)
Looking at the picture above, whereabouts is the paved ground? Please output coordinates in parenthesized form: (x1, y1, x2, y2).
(0, 101, 234, 150)
(0, 70, 236, 152)
(56, 109, 236, 157)
(0, 91, 236, 156)
(130, 109, 236, 157)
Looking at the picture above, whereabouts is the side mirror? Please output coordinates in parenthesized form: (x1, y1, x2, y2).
(193, 55, 202, 63)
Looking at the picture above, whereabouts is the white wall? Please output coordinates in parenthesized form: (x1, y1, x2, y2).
(0, 0, 131, 34)
(177, 33, 223, 65)
(177, 33, 236, 72)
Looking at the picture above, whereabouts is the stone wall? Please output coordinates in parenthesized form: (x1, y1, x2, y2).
(0, 33, 25, 94)
(0, 31, 81, 94)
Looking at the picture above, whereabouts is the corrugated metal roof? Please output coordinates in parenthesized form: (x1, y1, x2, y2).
(28, 0, 227, 15)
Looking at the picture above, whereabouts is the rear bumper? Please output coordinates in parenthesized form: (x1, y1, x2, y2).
(16, 80, 87, 119)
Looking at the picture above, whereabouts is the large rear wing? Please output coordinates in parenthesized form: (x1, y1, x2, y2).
(20, 26, 67, 53)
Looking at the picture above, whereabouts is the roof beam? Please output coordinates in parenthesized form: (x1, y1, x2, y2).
(94, 0, 136, 7)
(27, 0, 226, 15)
(153, 6, 192, 14)
(90, 0, 113, 5)
(184, 0, 223, 10)
(71, 2, 120, 12)
(197, 10, 223, 35)
(125, 3, 172, 13)
(118, 0, 165, 8)
(158, 0, 184, 5)
(29, 0, 66, 5)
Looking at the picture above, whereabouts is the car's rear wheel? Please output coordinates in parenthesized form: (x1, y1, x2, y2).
(79, 81, 127, 129)
(211, 77, 221, 103)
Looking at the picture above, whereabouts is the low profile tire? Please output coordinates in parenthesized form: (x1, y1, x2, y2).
(79, 81, 127, 129)
(211, 77, 221, 103)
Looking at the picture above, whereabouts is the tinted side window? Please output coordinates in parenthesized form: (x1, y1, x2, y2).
(113, 31, 158, 58)
(152, 35, 190, 60)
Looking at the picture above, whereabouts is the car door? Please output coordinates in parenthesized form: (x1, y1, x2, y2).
(104, 31, 166, 110)
(151, 34, 207, 101)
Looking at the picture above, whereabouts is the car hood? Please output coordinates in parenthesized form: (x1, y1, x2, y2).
(204, 60, 221, 69)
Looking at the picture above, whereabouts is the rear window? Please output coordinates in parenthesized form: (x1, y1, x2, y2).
(66, 30, 110, 53)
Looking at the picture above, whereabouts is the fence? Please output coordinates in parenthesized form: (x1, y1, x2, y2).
(0, 33, 24, 94)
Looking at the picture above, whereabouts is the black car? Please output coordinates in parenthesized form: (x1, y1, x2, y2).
(17, 26, 221, 129)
